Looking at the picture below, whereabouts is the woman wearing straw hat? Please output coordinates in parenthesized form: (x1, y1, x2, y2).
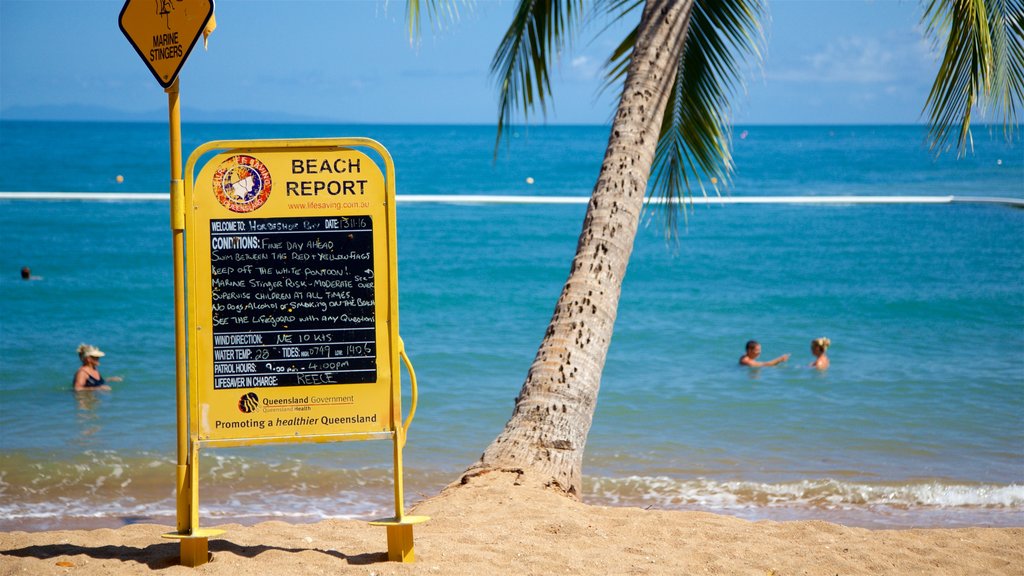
(73, 344, 121, 391)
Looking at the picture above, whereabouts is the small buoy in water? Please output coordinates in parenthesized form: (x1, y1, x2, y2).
(710, 177, 718, 185)
(116, 175, 124, 183)
(526, 177, 535, 185)
(997, 159, 1003, 166)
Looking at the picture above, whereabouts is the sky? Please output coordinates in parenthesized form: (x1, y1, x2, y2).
(0, 0, 948, 125)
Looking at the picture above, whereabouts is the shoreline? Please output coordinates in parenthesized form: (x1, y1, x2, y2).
(3, 450, 1021, 533)
(5, 497, 1022, 535)
(1, 474, 1021, 575)
(4, 474, 1021, 534)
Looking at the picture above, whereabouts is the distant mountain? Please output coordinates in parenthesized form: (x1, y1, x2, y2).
(0, 104, 344, 124)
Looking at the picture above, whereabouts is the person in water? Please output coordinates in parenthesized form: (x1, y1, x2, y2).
(73, 344, 121, 391)
(810, 337, 831, 370)
(20, 267, 41, 280)
(739, 340, 790, 367)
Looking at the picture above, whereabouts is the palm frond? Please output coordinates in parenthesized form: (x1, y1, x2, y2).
(406, 0, 465, 43)
(990, 0, 1024, 140)
(647, 0, 766, 235)
(597, 26, 638, 102)
(492, 0, 587, 152)
(594, 0, 643, 100)
(922, 0, 1023, 155)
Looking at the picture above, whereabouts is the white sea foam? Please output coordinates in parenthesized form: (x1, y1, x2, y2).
(0, 491, 387, 531)
(587, 476, 1024, 511)
(5, 474, 1019, 532)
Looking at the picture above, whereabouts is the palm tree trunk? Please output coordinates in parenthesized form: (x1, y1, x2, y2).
(464, 0, 693, 496)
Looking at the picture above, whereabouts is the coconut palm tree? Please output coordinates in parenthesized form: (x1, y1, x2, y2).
(408, 0, 1022, 497)
(464, 0, 764, 495)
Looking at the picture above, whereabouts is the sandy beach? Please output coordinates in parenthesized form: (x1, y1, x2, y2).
(1, 471, 1020, 575)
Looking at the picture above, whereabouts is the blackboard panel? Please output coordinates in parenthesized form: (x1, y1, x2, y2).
(209, 215, 376, 388)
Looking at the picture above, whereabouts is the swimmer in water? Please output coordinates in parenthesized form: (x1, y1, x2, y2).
(810, 337, 831, 370)
(20, 267, 41, 280)
(73, 344, 122, 391)
(739, 340, 790, 367)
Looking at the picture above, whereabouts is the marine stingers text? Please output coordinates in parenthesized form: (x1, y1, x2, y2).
(150, 32, 183, 62)
(287, 158, 368, 196)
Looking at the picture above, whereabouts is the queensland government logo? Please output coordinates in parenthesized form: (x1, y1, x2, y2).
(238, 392, 259, 413)
(212, 155, 272, 213)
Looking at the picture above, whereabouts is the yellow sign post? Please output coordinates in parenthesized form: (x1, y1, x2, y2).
(118, 0, 215, 566)
(176, 138, 426, 562)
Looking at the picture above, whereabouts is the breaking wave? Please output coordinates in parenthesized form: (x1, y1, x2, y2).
(586, 476, 1024, 527)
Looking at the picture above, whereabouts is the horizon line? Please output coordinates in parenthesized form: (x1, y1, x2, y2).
(1, 192, 1021, 208)
(3, 118, 1017, 128)
(3, 118, 1022, 132)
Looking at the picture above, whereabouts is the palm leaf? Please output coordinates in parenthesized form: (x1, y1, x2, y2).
(990, 0, 1024, 140)
(406, 0, 465, 43)
(491, 0, 587, 151)
(922, 0, 1024, 155)
(594, 0, 765, 233)
(647, 0, 765, 234)
(594, 0, 643, 99)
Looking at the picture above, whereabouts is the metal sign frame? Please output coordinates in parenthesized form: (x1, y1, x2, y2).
(185, 138, 401, 448)
(168, 137, 424, 562)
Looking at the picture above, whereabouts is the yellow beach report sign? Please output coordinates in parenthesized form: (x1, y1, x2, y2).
(185, 139, 400, 445)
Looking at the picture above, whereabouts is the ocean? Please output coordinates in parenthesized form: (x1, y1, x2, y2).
(0, 121, 1021, 531)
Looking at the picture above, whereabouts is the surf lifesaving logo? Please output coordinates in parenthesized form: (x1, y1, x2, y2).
(212, 155, 272, 213)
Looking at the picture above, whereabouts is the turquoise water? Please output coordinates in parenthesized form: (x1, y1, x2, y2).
(1, 121, 1022, 530)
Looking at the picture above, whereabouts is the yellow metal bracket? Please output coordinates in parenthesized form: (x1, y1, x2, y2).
(367, 338, 427, 562)
(368, 515, 430, 562)
(161, 438, 224, 567)
(161, 528, 226, 567)
(399, 338, 418, 445)
(170, 178, 185, 231)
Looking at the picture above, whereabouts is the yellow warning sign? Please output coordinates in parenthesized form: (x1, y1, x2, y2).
(184, 139, 401, 446)
(118, 0, 214, 88)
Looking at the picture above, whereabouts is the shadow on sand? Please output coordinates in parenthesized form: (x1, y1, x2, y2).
(1, 539, 387, 569)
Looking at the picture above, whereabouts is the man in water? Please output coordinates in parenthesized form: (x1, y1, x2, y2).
(739, 340, 790, 367)
(20, 266, 41, 280)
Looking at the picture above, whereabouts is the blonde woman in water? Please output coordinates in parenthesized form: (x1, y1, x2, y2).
(73, 344, 122, 391)
(810, 337, 831, 370)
